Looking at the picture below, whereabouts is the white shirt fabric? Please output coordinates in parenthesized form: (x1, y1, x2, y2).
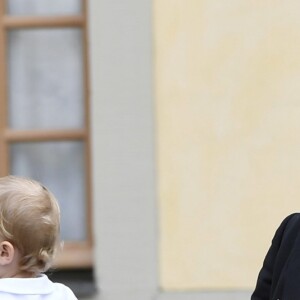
(0, 274, 77, 299)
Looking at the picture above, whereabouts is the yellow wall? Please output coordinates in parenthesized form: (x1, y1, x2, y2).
(155, 0, 300, 290)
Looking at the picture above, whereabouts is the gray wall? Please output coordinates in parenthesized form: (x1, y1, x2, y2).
(89, 0, 158, 299)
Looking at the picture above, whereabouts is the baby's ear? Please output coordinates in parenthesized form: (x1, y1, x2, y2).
(0, 241, 14, 265)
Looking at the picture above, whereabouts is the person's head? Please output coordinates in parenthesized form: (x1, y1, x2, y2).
(0, 176, 60, 278)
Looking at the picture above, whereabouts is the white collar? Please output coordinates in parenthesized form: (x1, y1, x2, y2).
(0, 274, 54, 294)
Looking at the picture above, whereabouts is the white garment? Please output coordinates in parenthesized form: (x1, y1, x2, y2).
(0, 274, 77, 299)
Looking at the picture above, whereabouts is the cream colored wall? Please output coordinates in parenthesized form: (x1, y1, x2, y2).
(155, 0, 300, 290)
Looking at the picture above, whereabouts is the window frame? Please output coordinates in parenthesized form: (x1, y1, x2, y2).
(0, 0, 93, 269)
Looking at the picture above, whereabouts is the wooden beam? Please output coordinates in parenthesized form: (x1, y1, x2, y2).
(82, 0, 94, 248)
(5, 129, 86, 142)
(0, 0, 9, 177)
(2, 15, 85, 28)
(53, 242, 93, 269)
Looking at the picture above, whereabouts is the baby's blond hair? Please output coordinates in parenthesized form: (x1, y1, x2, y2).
(0, 176, 60, 276)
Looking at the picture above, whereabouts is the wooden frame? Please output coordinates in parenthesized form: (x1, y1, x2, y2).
(0, 0, 93, 269)
(0, 1, 9, 177)
(2, 15, 84, 28)
(4, 129, 86, 141)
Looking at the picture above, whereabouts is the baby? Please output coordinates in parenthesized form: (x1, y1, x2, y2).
(0, 175, 77, 299)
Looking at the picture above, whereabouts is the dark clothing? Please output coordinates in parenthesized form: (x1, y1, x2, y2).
(251, 213, 300, 300)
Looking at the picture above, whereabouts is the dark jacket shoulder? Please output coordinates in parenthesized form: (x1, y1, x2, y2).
(251, 213, 300, 300)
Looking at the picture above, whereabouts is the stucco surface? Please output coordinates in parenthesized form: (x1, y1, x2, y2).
(155, 0, 300, 290)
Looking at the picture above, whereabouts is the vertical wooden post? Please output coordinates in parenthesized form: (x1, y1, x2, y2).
(82, 0, 93, 250)
(0, 0, 9, 177)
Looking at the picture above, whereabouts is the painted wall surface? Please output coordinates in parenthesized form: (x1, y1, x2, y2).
(155, 0, 300, 290)
(89, 0, 158, 299)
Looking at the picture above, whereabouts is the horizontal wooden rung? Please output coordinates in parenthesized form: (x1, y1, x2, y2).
(2, 15, 85, 28)
(4, 129, 86, 142)
(53, 242, 93, 269)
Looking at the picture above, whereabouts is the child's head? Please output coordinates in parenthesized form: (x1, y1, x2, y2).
(0, 176, 60, 277)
